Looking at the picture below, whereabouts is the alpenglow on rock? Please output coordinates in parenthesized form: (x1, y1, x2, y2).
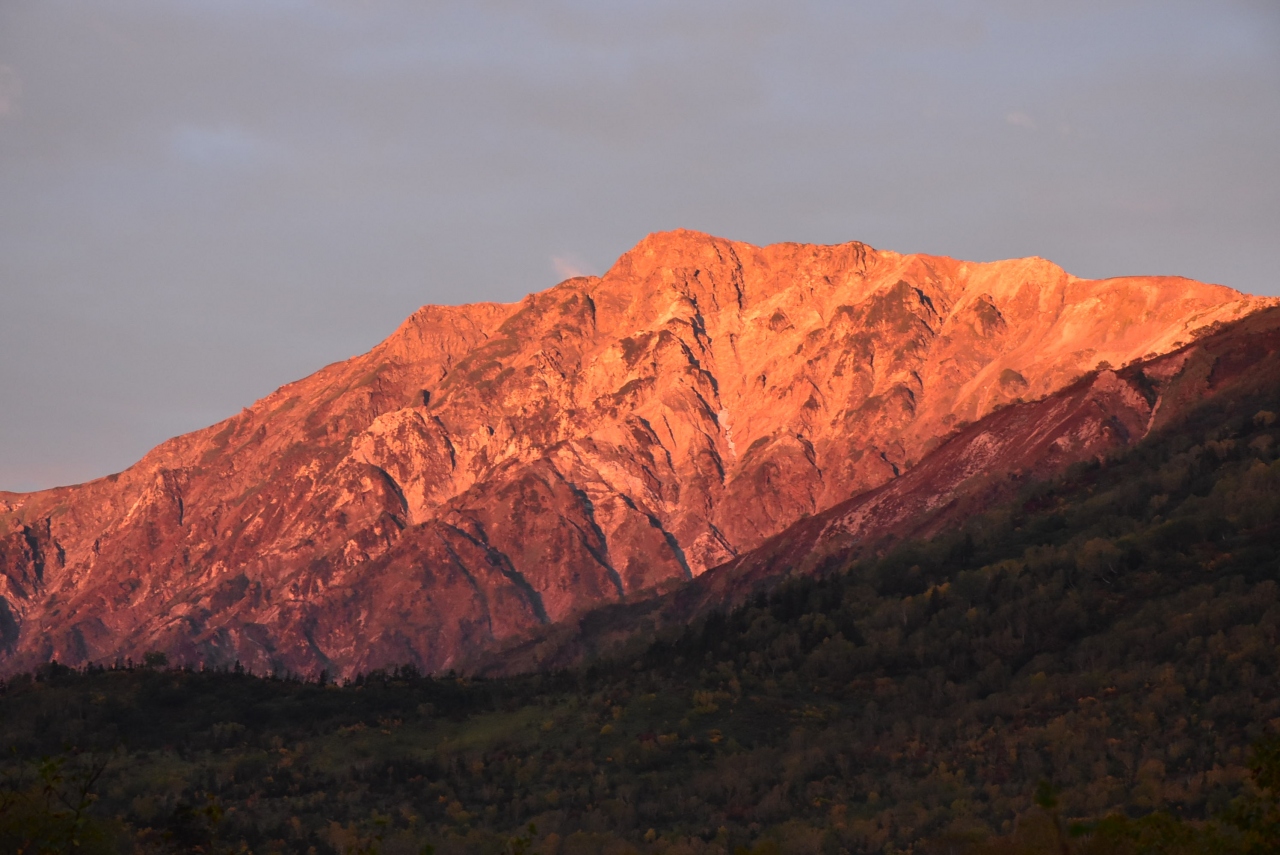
(0, 230, 1272, 676)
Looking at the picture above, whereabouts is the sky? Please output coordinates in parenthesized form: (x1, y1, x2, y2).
(1, 0, 1278, 492)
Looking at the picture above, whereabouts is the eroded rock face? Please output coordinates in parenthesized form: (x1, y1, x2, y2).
(0, 230, 1271, 676)
(469, 306, 1280, 676)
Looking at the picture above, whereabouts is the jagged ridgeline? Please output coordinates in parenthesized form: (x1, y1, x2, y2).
(2, 313, 1278, 854)
(0, 230, 1273, 679)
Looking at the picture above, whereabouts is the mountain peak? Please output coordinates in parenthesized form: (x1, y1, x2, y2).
(0, 233, 1273, 677)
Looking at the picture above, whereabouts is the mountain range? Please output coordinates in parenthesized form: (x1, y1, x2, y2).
(0, 229, 1274, 678)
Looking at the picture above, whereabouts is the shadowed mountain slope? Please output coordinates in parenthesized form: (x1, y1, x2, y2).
(0, 230, 1271, 677)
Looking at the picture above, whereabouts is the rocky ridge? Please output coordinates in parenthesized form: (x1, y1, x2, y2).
(0, 230, 1271, 677)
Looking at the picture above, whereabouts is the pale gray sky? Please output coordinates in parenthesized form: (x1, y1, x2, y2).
(2, 0, 1278, 491)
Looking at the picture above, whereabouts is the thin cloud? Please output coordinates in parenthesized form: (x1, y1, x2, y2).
(1005, 111, 1036, 130)
(552, 254, 593, 279)
(170, 124, 272, 168)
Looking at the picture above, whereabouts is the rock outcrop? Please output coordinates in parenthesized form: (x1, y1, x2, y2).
(0, 230, 1271, 676)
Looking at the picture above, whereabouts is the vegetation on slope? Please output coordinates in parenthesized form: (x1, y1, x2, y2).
(2, 379, 1279, 854)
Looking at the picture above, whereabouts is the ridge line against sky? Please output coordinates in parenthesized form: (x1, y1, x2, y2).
(1, 0, 1278, 492)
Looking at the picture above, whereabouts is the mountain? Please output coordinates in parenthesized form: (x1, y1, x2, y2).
(0, 230, 1271, 677)
(3, 333, 1279, 852)
(470, 304, 1280, 674)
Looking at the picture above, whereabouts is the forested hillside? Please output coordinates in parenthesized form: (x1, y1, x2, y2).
(2, 361, 1279, 854)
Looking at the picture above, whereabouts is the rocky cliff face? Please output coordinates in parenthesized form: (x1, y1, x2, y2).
(0, 230, 1270, 677)
(471, 305, 1280, 676)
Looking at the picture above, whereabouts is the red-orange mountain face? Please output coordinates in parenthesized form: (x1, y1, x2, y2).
(474, 305, 1280, 675)
(0, 230, 1271, 677)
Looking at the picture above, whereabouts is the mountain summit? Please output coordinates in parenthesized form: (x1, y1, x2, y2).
(0, 230, 1271, 676)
